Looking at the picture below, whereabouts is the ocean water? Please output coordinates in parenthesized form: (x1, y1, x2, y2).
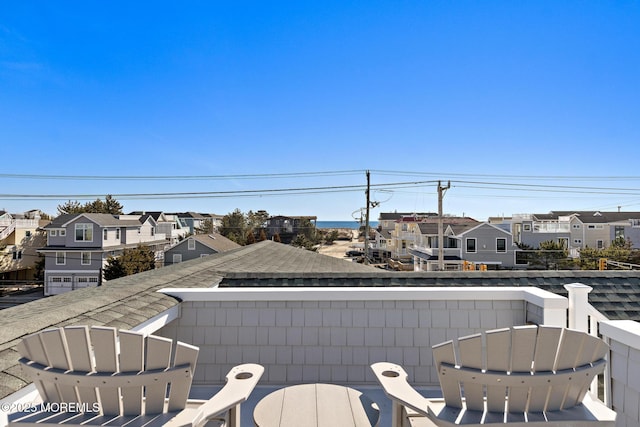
(316, 221, 378, 229)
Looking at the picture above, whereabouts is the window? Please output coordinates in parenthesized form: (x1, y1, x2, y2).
(172, 254, 182, 264)
(572, 224, 581, 229)
(50, 230, 57, 237)
(466, 238, 477, 253)
(116, 229, 120, 239)
(188, 239, 196, 250)
(75, 223, 93, 241)
(81, 252, 91, 265)
(573, 239, 582, 245)
(12, 250, 22, 260)
(597, 240, 604, 249)
(151, 227, 155, 236)
(615, 226, 625, 240)
(25, 231, 31, 237)
(496, 238, 506, 253)
(523, 224, 531, 232)
(56, 252, 66, 265)
(60, 229, 66, 237)
(103, 229, 108, 240)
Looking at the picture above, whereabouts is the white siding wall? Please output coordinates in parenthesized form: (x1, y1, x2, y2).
(601, 320, 640, 427)
(157, 288, 565, 388)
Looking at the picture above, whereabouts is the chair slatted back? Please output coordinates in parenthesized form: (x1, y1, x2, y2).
(433, 325, 608, 414)
(17, 326, 199, 416)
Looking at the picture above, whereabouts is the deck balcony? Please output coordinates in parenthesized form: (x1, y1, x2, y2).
(2, 285, 639, 426)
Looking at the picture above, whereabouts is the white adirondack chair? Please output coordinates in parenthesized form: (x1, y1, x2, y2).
(372, 325, 617, 427)
(9, 325, 264, 427)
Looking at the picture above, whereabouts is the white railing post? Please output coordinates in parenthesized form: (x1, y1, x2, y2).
(564, 283, 592, 332)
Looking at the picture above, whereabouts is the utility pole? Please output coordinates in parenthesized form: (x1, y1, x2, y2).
(437, 180, 451, 271)
(364, 170, 371, 265)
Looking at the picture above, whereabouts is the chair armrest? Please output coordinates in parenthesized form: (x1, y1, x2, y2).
(173, 363, 264, 427)
(370, 362, 432, 417)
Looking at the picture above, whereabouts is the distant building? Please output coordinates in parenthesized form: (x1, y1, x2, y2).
(0, 210, 48, 283)
(266, 215, 317, 243)
(164, 232, 240, 266)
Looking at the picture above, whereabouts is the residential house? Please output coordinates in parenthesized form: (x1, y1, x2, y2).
(38, 213, 169, 296)
(373, 212, 437, 253)
(129, 211, 190, 244)
(455, 222, 521, 269)
(266, 215, 317, 243)
(164, 232, 240, 266)
(167, 212, 222, 234)
(389, 215, 479, 265)
(0, 210, 48, 283)
(512, 211, 640, 257)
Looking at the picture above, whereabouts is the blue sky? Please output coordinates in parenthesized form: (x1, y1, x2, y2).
(2, 1, 640, 221)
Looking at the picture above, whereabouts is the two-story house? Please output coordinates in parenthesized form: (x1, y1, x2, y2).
(0, 210, 48, 283)
(129, 211, 190, 244)
(408, 219, 522, 271)
(512, 211, 640, 257)
(163, 232, 240, 266)
(39, 213, 169, 296)
(373, 212, 437, 253)
(265, 215, 317, 243)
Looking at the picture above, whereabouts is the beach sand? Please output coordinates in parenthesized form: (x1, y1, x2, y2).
(316, 230, 361, 259)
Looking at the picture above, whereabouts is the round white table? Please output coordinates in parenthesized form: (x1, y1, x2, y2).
(253, 383, 380, 427)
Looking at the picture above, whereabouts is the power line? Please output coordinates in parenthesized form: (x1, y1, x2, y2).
(0, 180, 440, 201)
(0, 170, 365, 181)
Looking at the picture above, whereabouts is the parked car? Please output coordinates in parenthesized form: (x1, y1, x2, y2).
(345, 250, 364, 257)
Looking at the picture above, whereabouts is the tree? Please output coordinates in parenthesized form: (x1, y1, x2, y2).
(258, 229, 268, 242)
(517, 240, 569, 269)
(579, 237, 634, 269)
(57, 195, 124, 215)
(103, 245, 155, 280)
(57, 200, 85, 215)
(247, 210, 269, 231)
(218, 209, 271, 245)
(103, 256, 126, 281)
(195, 218, 214, 234)
(291, 234, 316, 251)
(103, 195, 124, 214)
(324, 230, 339, 245)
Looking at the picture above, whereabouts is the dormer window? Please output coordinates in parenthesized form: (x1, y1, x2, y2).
(75, 224, 93, 242)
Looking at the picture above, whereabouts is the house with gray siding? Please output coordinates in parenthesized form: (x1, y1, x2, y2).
(39, 213, 170, 295)
(164, 232, 240, 266)
(512, 211, 640, 257)
(457, 222, 521, 269)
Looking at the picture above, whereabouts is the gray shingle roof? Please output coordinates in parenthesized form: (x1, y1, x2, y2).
(44, 213, 142, 228)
